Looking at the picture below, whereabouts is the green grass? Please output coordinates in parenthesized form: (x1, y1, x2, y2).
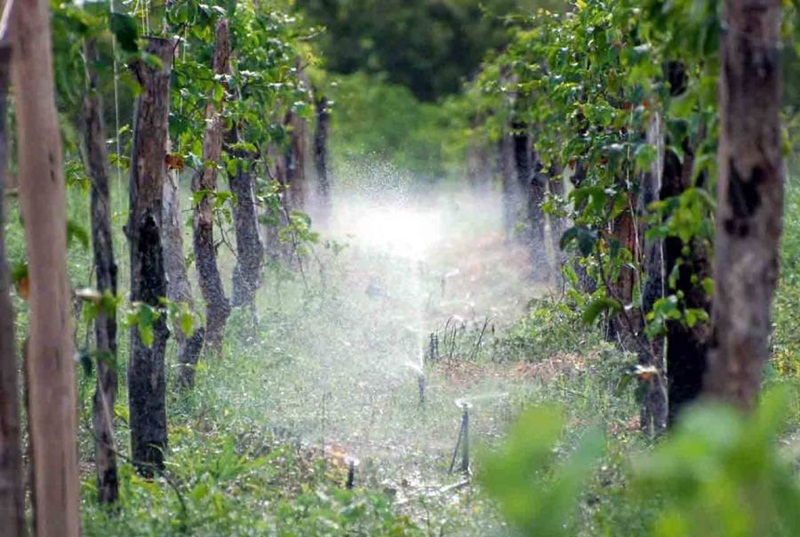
(10, 166, 800, 536)
(44, 173, 635, 536)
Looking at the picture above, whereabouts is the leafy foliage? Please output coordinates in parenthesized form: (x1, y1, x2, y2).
(325, 72, 469, 178)
(82, 427, 420, 536)
(463, 0, 722, 339)
(297, 0, 566, 101)
(483, 388, 800, 537)
(632, 388, 800, 537)
(498, 296, 599, 362)
(480, 405, 606, 536)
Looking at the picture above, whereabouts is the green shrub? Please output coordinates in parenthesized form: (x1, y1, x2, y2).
(497, 296, 602, 363)
(482, 388, 800, 537)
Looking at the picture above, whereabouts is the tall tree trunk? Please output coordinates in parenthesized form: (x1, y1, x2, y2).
(162, 130, 205, 388)
(663, 146, 712, 424)
(262, 141, 284, 263)
(637, 111, 668, 435)
(164, 165, 205, 389)
(498, 134, 518, 243)
(704, 0, 784, 410)
(607, 202, 638, 345)
(192, 19, 231, 354)
(268, 109, 308, 265)
(313, 93, 331, 223)
(512, 122, 548, 280)
(0, 41, 24, 537)
(228, 124, 264, 311)
(286, 60, 310, 214)
(510, 121, 532, 242)
(544, 161, 567, 288)
(285, 109, 308, 212)
(566, 160, 597, 294)
(83, 37, 119, 504)
(466, 115, 492, 191)
(651, 61, 714, 425)
(127, 37, 173, 477)
(511, 123, 533, 231)
(12, 0, 81, 532)
(545, 162, 566, 281)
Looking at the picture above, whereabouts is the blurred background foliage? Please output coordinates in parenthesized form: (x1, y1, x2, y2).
(297, 0, 565, 102)
(297, 0, 565, 179)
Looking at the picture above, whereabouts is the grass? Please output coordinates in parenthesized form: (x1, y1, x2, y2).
(62, 176, 629, 535)
(8, 167, 800, 535)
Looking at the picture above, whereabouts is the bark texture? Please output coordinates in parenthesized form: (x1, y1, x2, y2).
(285, 61, 310, 213)
(512, 122, 548, 281)
(192, 19, 231, 354)
(498, 133, 519, 242)
(607, 203, 638, 345)
(663, 146, 712, 423)
(466, 115, 493, 191)
(263, 141, 284, 263)
(646, 62, 714, 425)
(545, 162, 566, 282)
(163, 165, 205, 388)
(637, 111, 668, 435)
(0, 41, 24, 537)
(228, 124, 263, 310)
(704, 0, 784, 410)
(127, 37, 173, 476)
(12, 0, 81, 532)
(83, 37, 119, 504)
(284, 109, 308, 212)
(313, 93, 331, 223)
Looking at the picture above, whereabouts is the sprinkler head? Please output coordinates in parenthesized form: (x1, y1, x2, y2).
(454, 398, 473, 410)
(345, 457, 359, 489)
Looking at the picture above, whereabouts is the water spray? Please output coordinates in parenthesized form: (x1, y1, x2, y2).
(403, 361, 426, 406)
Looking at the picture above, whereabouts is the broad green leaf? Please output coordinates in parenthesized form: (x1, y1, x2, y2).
(109, 12, 140, 53)
(581, 297, 621, 324)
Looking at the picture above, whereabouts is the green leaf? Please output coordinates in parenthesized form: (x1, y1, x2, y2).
(180, 309, 195, 336)
(136, 304, 158, 347)
(109, 13, 140, 53)
(559, 227, 579, 251)
(634, 143, 657, 173)
(576, 227, 598, 257)
(481, 405, 605, 536)
(67, 219, 90, 250)
(140, 324, 154, 347)
(11, 261, 27, 285)
(581, 297, 621, 325)
(701, 277, 714, 296)
(685, 308, 709, 328)
(78, 349, 93, 377)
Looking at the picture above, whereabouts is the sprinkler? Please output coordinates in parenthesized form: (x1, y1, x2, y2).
(345, 458, 358, 489)
(428, 332, 439, 363)
(448, 400, 472, 476)
(403, 361, 426, 406)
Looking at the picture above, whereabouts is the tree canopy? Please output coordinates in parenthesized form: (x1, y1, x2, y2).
(297, 0, 564, 101)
